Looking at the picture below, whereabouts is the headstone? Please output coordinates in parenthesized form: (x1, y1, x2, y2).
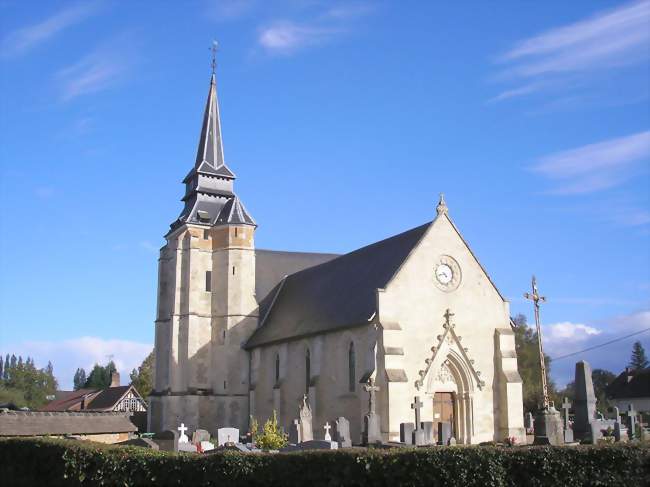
(153, 429, 179, 452)
(627, 404, 637, 440)
(438, 422, 452, 446)
(561, 397, 573, 443)
(420, 421, 434, 445)
(289, 419, 302, 444)
(614, 421, 622, 442)
(116, 438, 159, 450)
(400, 422, 414, 445)
(363, 378, 382, 444)
(533, 406, 564, 445)
(573, 361, 596, 440)
(323, 422, 332, 441)
(448, 436, 457, 445)
(589, 422, 601, 445)
(411, 396, 426, 446)
(613, 406, 620, 424)
(524, 412, 534, 433)
(335, 417, 351, 448)
(217, 427, 240, 446)
(192, 429, 210, 445)
(177, 423, 189, 443)
(300, 439, 338, 450)
(299, 395, 314, 442)
(178, 442, 198, 453)
(200, 440, 215, 452)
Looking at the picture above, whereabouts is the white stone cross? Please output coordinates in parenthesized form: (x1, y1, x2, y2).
(324, 422, 332, 441)
(178, 423, 189, 443)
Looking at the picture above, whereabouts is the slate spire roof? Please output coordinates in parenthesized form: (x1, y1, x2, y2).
(171, 67, 255, 230)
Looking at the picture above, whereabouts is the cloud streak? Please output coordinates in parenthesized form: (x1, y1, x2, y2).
(531, 131, 650, 194)
(1, 2, 102, 58)
(492, 0, 650, 101)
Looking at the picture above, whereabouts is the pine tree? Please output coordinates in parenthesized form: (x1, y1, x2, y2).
(3, 355, 9, 380)
(73, 368, 87, 390)
(629, 341, 649, 370)
(130, 351, 154, 398)
(0, 356, 3, 383)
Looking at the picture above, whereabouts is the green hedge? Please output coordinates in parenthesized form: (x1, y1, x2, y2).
(1, 438, 648, 487)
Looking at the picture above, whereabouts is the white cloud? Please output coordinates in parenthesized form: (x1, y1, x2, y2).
(1, 2, 102, 58)
(258, 21, 336, 54)
(544, 321, 601, 342)
(138, 241, 159, 253)
(492, 0, 650, 101)
(3, 336, 152, 390)
(55, 36, 135, 101)
(208, 0, 256, 21)
(531, 130, 650, 194)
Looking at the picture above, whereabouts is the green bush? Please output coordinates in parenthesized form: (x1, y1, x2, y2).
(251, 411, 288, 450)
(0, 437, 648, 487)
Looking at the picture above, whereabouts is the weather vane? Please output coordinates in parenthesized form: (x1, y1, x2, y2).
(210, 40, 219, 74)
(524, 275, 550, 410)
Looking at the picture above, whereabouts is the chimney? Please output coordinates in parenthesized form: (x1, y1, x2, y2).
(625, 367, 633, 383)
(110, 371, 120, 387)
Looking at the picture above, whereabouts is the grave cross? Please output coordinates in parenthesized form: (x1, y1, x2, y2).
(561, 397, 571, 429)
(178, 423, 188, 442)
(411, 396, 423, 428)
(628, 404, 637, 439)
(524, 275, 550, 410)
(323, 422, 332, 441)
(364, 377, 380, 415)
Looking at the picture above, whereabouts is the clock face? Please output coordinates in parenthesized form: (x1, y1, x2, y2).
(434, 256, 461, 291)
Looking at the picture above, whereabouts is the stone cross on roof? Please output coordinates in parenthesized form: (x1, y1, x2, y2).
(411, 396, 423, 427)
(363, 377, 380, 415)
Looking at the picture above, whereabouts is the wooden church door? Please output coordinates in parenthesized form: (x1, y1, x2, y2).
(433, 392, 455, 444)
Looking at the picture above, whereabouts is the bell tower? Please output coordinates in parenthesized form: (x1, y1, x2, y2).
(150, 50, 257, 434)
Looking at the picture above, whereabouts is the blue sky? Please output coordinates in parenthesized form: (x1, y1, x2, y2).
(1, 0, 648, 390)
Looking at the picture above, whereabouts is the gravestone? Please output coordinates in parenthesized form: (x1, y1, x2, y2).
(533, 406, 564, 445)
(323, 422, 332, 441)
(289, 419, 301, 444)
(299, 395, 314, 442)
(281, 440, 338, 452)
(178, 442, 198, 453)
(192, 429, 210, 445)
(627, 404, 637, 440)
(217, 427, 240, 446)
(438, 422, 452, 446)
(524, 412, 534, 432)
(363, 378, 382, 444)
(421, 421, 434, 445)
(153, 430, 179, 452)
(335, 417, 351, 448)
(561, 397, 573, 443)
(573, 361, 596, 440)
(589, 422, 601, 444)
(117, 438, 159, 450)
(411, 396, 426, 446)
(448, 436, 457, 446)
(400, 422, 414, 445)
(613, 406, 620, 424)
(177, 423, 189, 443)
(614, 421, 623, 442)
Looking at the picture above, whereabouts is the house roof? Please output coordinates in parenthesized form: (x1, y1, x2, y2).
(40, 385, 143, 412)
(245, 221, 431, 349)
(606, 368, 650, 399)
(0, 411, 137, 436)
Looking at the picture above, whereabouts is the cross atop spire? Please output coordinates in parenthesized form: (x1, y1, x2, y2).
(436, 193, 448, 216)
(210, 40, 218, 75)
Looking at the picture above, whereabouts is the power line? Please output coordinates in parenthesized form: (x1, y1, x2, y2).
(551, 327, 650, 361)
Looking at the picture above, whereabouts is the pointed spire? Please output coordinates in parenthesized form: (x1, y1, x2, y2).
(436, 193, 448, 216)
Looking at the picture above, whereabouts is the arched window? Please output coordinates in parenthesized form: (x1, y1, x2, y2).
(348, 342, 356, 392)
(275, 353, 280, 384)
(305, 349, 311, 394)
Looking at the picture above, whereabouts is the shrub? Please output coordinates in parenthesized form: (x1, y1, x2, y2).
(252, 411, 288, 450)
(0, 437, 648, 487)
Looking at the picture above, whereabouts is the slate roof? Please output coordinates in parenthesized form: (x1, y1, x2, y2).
(606, 368, 650, 399)
(0, 411, 137, 436)
(245, 222, 431, 348)
(40, 385, 143, 412)
(215, 196, 256, 226)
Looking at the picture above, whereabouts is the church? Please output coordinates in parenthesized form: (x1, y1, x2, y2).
(149, 66, 526, 445)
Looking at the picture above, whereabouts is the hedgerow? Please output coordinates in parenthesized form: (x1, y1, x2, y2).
(0, 438, 648, 487)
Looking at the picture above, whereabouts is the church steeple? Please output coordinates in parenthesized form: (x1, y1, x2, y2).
(171, 52, 254, 230)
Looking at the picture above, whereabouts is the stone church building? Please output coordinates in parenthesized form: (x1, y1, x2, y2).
(149, 68, 525, 445)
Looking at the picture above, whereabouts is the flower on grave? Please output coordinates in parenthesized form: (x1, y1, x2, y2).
(504, 436, 517, 446)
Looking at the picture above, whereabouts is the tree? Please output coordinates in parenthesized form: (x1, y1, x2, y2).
(559, 368, 616, 413)
(84, 360, 117, 389)
(130, 351, 154, 398)
(0, 356, 3, 383)
(0, 354, 58, 409)
(73, 368, 87, 390)
(512, 314, 558, 413)
(629, 341, 649, 370)
(3, 355, 9, 380)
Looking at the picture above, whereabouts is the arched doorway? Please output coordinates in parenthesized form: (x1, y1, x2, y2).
(426, 353, 475, 444)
